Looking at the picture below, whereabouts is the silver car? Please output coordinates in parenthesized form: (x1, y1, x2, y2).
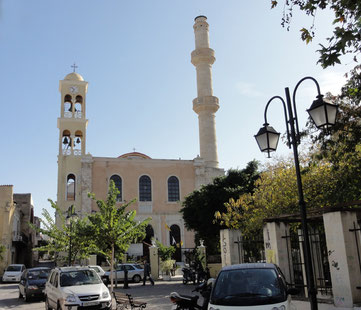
(104, 263, 144, 283)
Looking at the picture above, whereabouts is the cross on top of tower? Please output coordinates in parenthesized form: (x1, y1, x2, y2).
(71, 63, 78, 73)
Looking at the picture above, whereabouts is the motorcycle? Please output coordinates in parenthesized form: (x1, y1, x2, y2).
(182, 266, 197, 285)
(169, 280, 212, 310)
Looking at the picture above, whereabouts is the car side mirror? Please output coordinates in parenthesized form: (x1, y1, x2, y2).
(287, 287, 300, 295)
(207, 278, 215, 287)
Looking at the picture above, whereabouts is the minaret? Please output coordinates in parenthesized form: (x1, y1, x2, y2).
(57, 71, 88, 217)
(192, 16, 219, 168)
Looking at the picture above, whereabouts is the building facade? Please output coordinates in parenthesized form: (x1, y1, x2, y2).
(56, 16, 223, 261)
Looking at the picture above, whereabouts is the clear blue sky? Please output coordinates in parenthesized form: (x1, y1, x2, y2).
(0, 1, 352, 218)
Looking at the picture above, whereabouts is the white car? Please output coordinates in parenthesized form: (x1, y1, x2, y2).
(45, 266, 111, 310)
(88, 265, 106, 277)
(2, 264, 26, 283)
(104, 263, 144, 284)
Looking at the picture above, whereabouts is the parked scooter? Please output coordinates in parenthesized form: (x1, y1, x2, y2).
(169, 280, 212, 310)
(182, 266, 197, 285)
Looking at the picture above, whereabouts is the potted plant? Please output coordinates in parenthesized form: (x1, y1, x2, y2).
(155, 240, 176, 280)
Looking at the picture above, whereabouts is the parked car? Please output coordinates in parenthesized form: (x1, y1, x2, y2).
(208, 263, 299, 310)
(44, 266, 111, 310)
(2, 264, 26, 283)
(18, 267, 50, 301)
(104, 263, 144, 283)
(88, 265, 106, 277)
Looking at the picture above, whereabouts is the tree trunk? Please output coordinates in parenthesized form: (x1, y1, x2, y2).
(110, 244, 114, 293)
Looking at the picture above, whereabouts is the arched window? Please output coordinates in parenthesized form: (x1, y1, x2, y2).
(139, 175, 151, 201)
(110, 175, 122, 202)
(170, 224, 182, 262)
(143, 224, 154, 260)
(168, 176, 180, 202)
(66, 174, 76, 201)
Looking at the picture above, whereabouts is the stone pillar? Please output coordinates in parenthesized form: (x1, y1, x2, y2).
(263, 221, 293, 283)
(149, 246, 159, 280)
(323, 211, 361, 308)
(192, 16, 219, 168)
(220, 229, 242, 267)
(197, 242, 206, 270)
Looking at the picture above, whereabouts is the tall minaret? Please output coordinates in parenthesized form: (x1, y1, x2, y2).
(57, 71, 88, 217)
(192, 16, 219, 168)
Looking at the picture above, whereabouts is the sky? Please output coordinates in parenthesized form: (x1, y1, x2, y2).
(0, 1, 353, 218)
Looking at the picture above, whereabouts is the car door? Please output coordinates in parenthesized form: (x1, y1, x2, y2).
(46, 271, 58, 308)
(19, 270, 27, 296)
(115, 265, 125, 280)
(125, 265, 136, 278)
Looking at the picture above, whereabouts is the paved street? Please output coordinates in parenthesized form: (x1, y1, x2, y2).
(1, 279, 357, 310)
(0, 279, 200, 310)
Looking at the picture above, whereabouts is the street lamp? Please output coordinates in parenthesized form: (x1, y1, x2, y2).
(254, 76, 338, 310)
(66, 205, 78, 266)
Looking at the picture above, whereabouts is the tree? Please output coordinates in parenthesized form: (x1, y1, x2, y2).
(0, 243, 5, 261)
(87, 181, 150, 293)
(271, 0, 361, 68)
(180, 161, 259, 254)
(215, 154, 338, 237)
(30, 200, 95, 265)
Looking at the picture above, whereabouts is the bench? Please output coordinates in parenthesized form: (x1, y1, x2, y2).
(113, 292, 147, 310)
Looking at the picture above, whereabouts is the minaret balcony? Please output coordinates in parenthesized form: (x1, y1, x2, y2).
(63, 111, 83, 119)
(193, 96, 219, 114)
(191, 48, 215, 66)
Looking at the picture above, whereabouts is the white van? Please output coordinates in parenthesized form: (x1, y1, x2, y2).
(2, 264, 26, 282)
(208, 263, 298, 310)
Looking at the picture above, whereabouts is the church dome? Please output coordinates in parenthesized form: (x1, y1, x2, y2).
(64, 72, 84, 81)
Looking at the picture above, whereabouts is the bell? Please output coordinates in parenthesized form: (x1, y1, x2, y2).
(63, 137, 69, 145)
(76, 137, 81, 144)
(68, 105, 72, 112)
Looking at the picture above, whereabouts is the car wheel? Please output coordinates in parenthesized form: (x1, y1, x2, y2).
(132, 274, 141, 283)
(183, 278, 187, 285)
(18, 290, 23, 299)
(45, 297, 52, 310)
(23, 293, 30, 302)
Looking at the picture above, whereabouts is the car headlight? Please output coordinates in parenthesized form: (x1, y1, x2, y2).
(102, 291, 109, 299)
(271, 306, 286, 310)
(28, 285, 38, 290)
(66, 294, 77, 303)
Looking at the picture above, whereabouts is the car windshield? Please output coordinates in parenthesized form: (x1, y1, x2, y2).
(211, 268, 287, 306)
(28, 269, 50, 279)
(60, 270, 101, 287)
(90, 267, 100, 273)
(6, 265, 21, 272)
(134, 264, 142, 269)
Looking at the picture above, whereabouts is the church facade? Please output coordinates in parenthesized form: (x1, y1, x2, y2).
(56, 16, 224, 261)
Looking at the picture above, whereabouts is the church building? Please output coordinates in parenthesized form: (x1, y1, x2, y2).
(56, 16, 224, 261)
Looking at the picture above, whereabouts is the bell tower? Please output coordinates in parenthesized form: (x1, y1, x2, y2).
(192, 16, 219, 168)
(57, 70, 88, 216)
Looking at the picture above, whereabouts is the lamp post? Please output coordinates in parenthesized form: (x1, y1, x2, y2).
(66, 205, 78, 266)
(254, 77, 338, 310)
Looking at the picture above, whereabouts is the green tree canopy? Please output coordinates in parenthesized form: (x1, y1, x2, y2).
(87, 181, 150, 292)
(272, 0, 361, 68)
(30, 200, 95, 265)
(180, 161, 259, 254)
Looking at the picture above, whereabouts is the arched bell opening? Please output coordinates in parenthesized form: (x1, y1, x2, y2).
(62, 130, 71, 155)
(75, 95, 83, 118)
(64, 94, 73, 118)
(74, 130, 83, 155)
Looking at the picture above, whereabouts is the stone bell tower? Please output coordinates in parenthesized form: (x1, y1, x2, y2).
(192, 15, 220, 169)
(57, 70, 88, 216)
